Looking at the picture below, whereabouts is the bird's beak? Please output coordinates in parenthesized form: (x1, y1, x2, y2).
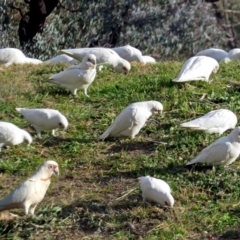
(54, 167, 60, 176)
(157, 110, 162, 114)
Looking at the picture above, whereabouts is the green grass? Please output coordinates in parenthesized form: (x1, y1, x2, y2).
(1, 61, 240, 239)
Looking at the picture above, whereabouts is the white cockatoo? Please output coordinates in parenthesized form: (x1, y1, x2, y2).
(226, 48, 240, 61)
(0, 48, 42, 67)
(48, 54, 97, 96)
(139, 176, 174, 207)
(0, 122, 32, 151)
(60, 47, 131, 74)
(180, 109, 237, 135)
(195, 48, 228, 62)
(221, 48, 240, 63)
(142, 55, 156, 63)
(99, 101, 163, 140)
(0, 160, 59, 215)
(44, 54, 79, 65)
(172, 56, 219, 83)
(186, 127, 240, 166)
(16, 108, 68, 138)
(112, 45, 145, 64)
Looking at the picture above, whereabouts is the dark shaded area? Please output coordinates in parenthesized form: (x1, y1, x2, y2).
(205, 0, 220, 2)
(106, 140, 157, 154)
(42, 137, 97, 147)
(9, 0, 59, 48)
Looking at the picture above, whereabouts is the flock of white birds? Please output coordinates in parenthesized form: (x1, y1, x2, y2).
(0, 45, 239, 215)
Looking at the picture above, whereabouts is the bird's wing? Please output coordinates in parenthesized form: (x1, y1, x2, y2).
(99, 106, 140, 139)
(195, 49, 228, 61)
(0, 126, 11, 143)
(60, 49, 86, 61)
(186, 141, 232, 165)
(0, 180, 36, 209)
(45, 54, 76, 63)
(180, 110, 236, 131)
(18, 109, 49, 125)
(173, 56, 218, 82)
(60, 48, 111, 63)
(49, 67, 86, 85)
(113, 46, 133, 59)
(150, 177, 171, 193)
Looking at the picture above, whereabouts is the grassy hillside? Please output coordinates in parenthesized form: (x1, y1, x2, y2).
(1, 61, 240, 239)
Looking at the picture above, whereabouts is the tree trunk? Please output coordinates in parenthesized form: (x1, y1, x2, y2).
(18, 0, 59, 48)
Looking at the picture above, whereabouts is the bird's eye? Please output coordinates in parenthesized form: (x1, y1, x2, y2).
(165, 201, 169, 206)
(48, 165, 53, 169)
(88, 58, 91, 61)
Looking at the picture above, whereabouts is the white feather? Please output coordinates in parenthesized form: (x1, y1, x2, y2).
(44, 54, 79, 65)
(142, 55, 156, 63)
(0, 122, 32, 151)
(0, 48, 42, 67)
(228, 48, 240, 60)
(172, 56, 219, 82)
(180, 109, 237, 135)
(0, 160, 59, 215)
(99, 101, 163, 140)
(195, 48, 228, 62)
(16, 108, 68, 138)
(139, 176, 174, 207)
(60, 47, 131, 74)
(186, 127, 240, 166)
(112, 45, 145, 64)
(49, 54, 97, 96)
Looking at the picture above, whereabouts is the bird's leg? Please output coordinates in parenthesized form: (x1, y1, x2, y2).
(52, 129, 56, 137)
(29, 204, 38, 215)
(73, 89, 78, 96)
(24, 203, 31, 215)
(36, 130, 42, 139)
(142, 195, 147, 207)
(0, 143, 5, 151)
(84, 88, 90, 98)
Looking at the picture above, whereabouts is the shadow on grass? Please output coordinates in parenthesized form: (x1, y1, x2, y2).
(41, 137, 97, 147)
(215, 228, 240, 240)
(214, 208, 240, 239)
(106, 140, 157, 154)
(58, 200, 111, 232)
(58, 197, 170, 236)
